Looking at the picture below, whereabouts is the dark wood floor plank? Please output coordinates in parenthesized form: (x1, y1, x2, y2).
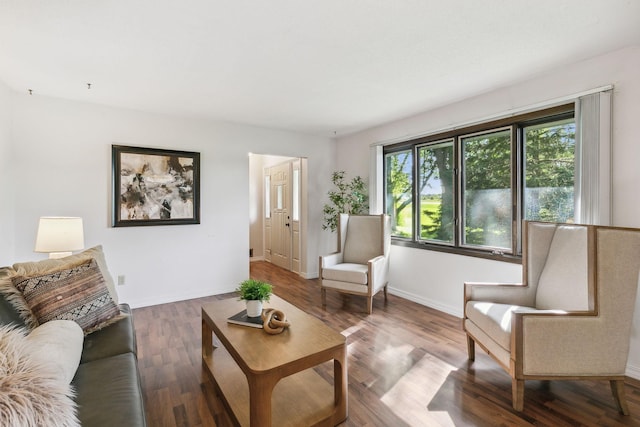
(134, 261, 640, 426)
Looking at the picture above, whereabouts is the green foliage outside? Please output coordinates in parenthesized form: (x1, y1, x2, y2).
(236, 279, 272, 302)
(322, 171, 368, 232)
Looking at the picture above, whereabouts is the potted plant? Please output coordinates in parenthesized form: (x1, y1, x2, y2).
(322, 171, 369, 232)
(236, 279, 273, 317)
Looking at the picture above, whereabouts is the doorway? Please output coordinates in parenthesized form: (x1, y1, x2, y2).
(249, 154, 306, 276)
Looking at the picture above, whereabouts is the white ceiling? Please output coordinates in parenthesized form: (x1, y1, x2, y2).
(1, 1, 639, 137)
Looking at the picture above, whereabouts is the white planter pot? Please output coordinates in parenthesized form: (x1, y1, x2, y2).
(246, 300, 263, 318)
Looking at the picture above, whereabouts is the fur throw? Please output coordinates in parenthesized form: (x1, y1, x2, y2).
(0, 324, 79, 427)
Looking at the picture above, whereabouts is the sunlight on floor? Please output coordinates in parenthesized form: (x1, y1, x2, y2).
(380, 351, 457, 426)
(341, 322, 366, 338)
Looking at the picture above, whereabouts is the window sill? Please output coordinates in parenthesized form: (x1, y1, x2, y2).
(391, 239, 522, 265)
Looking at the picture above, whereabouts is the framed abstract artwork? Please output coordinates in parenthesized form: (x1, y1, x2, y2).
(112, 145, 200, 227)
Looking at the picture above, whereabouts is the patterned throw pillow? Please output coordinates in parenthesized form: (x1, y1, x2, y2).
(12, 259, 120, 334)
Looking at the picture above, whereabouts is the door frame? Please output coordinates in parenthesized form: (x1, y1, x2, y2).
(259, 156, 307, 276)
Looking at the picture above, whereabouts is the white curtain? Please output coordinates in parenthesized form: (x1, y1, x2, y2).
(369, 144, 384, 214)
(574, 91, 612, 225)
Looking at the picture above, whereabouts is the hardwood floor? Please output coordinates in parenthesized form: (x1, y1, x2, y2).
(134, 261, 640, 426)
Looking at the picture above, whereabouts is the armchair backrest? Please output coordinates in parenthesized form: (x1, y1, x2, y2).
(534, 224, 590, 311)
(339, 214, 390, 265)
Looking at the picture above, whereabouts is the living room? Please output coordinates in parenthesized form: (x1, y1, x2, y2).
(2, 1, 640, 426)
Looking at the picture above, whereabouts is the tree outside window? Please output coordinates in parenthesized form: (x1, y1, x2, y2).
(462, 128, 512, 250)
(385, 150, 413, 238)
(418, 141, 455, 244)
(524, 119, 576, 222)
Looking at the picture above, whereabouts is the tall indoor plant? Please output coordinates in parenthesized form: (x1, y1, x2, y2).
(322, 171, 369, 232)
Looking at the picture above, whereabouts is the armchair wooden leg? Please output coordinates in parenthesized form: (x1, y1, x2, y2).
(321, 288, 327, 308)
(466, 335, 475, 361)
(610, 379, 630, 415)
(366, 296, 373, 314)
(512, 379, 524, 411)
(383, 284, 388, 301)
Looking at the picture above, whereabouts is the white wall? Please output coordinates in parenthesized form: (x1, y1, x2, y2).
(248, 154, 265, 260)
(0, 80, 14, 264)
(336, 45, 640, 377)
(8, 93, 335, 307)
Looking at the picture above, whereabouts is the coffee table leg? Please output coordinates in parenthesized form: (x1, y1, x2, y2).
(202, 318, 213, 359)
(334, 346, 348, 423)
(248, 374, 278, 427)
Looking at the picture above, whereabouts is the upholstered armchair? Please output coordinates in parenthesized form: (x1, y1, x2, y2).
(464, 221, 640, 414)
(319, 214, 391, 314)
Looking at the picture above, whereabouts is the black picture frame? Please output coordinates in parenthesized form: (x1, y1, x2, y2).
(112, 145, 200, 227)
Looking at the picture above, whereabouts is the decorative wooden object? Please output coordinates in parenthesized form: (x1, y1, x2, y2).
(261, 308, 290, 335)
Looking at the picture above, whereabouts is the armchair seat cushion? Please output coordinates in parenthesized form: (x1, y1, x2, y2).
(466, 301, 536, 351)
(322, 263, 368, 285)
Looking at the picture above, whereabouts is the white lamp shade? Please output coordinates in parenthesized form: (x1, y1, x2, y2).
(34, 217, 85, 254)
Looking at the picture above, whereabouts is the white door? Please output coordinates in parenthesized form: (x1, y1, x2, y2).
(263, 159, 304, 274)
(269, 162, 291, 270)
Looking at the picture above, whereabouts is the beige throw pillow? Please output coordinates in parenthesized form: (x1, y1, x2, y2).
(25, 320, 84, 384)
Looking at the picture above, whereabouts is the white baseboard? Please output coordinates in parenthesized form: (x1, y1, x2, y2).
(300, 271, 319, 279)
(250, 256, 265, 262)
(388, 286, 463, 318)
(626, 364, 640, 380)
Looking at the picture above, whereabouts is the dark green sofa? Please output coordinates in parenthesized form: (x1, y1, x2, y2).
(0, 270, 147, 427)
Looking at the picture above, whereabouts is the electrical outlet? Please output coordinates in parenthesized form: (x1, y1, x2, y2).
(117, 275, 126, 286)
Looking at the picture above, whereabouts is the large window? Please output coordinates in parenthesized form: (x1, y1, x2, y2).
(385, 149, 413, 238)
(523, 118, 576, 223)
(462, 128, 512, 250)
(418, 140, 454, 244)
(384, 106, 576, 258)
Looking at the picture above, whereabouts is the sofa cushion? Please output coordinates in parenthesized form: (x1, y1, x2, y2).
(12, 259, 121, 334)
(13, 245, 119, 304)
(322, 263, 368, 285)
(26, 320, 84, 384)
(0, 324, 79, 427)
(81, 304, 137, 364)
(73, 352, 147, 427)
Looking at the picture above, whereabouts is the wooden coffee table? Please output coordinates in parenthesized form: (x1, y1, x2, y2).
(202, 295, 348, 427)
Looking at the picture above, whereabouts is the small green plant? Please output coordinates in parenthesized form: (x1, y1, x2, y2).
(236, 279, 272, 302)
(322, 171, 369, 232)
